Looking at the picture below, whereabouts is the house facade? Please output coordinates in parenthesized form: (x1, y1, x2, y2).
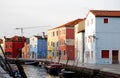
(84, 10, 120, 64)
(48, 28, 59, 60)
(75, 19, 85, 63)
(4, 36, 25, 58)
(22, 38, 29, 58)
(29, 36, 37, 58)
(48, 19, 82, 60)
(29, 35, 47, 59)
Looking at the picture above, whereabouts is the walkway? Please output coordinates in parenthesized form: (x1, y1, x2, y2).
(50, 59, 120, 76)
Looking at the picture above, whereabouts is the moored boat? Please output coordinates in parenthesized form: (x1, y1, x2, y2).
(59, 70, 75, 78)
(45, 63, 63, 75)
(24, 61, 39, 66)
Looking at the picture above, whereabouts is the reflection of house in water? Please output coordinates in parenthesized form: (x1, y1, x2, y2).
(29, 34, 47, 59)
(4, 36, 25, 58)
(22, 38, 29, 58)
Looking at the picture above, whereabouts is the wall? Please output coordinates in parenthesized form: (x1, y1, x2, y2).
(29, 37, 37, 58)
(38, 38, 47, 58)
(96, 17, 120, 64)
(84, 12, 96, 64)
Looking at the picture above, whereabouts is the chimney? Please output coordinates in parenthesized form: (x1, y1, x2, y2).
(42, 32, 45, 38)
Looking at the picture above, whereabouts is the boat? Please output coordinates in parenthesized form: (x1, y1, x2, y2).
(45, 63, 63, 75)
(59, 69, 75, 78)
(24, 61, 39, 66)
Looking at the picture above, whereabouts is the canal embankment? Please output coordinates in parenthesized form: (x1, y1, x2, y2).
(47, 59, 120, 78)
(7, 58, 120, 78)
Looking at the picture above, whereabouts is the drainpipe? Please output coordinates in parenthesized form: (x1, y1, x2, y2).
(82, 32, 85, 63)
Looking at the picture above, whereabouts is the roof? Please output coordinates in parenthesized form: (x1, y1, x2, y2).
(90, 10, 120, 17)
(34, 35, 47, 39)
(49, 19, 83, 30)
(34, 35, 42, 38)
(5, 36, 25, 42)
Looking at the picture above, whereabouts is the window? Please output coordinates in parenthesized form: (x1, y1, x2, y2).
(53, 32, 55, 36)
(104, 18, 108, 23)
(10, 45, 12, 48)
(56, 31, 58, 36)
(64, 50, 66, 55)
(56, 42, 58, 47)
(53, 52, 54, 56)
(52, 42, 55, 47)
(101, 50, 109, 58)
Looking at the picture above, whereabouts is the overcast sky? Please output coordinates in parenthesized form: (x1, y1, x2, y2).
(0, 0, 120, 38)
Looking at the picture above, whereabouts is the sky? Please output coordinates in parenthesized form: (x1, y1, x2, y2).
(0, 0, 120, 38)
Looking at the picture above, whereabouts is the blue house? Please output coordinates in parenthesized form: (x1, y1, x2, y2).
(29, 35, 47, 59)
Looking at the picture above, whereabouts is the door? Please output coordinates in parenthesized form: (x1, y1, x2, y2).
(112, 50, 119, 64)
(32, 52, 34, 58)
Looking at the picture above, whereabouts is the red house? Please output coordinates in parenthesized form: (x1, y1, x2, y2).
(4, 36, 25, 58)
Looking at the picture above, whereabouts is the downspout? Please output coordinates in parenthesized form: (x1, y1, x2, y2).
(82, 32, 85, 63)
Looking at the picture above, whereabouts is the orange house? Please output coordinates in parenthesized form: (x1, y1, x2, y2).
(22, 38, 29, 58)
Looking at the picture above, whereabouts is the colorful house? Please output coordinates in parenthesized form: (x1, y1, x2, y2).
(75, 19, 85, 63)
(47, 30, 53, 59)
(84, 10, 120, 64)
(4, 36, 25, 58)
(22, 38, 29, 58)
(29, 35, 47, 59)
(48, 19, 82, 60)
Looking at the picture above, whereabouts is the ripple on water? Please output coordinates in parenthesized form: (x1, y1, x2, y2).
(23, 65, 59, 78)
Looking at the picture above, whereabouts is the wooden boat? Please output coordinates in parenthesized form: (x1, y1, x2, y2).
(45, 63, 63, 75)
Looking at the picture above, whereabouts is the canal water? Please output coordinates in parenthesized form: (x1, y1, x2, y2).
(23, 65, 59, 78)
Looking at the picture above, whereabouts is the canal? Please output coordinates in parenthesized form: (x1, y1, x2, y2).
(23, 65, 59, 78)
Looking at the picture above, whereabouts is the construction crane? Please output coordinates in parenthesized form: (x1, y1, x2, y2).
(15, 26, 49, 36)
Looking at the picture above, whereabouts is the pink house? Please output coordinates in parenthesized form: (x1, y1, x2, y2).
(48, 19, 82, 60)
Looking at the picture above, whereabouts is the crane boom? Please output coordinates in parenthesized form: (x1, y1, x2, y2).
(15, 26, 49, 36)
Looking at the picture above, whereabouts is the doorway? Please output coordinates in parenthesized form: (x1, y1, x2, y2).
(112, 50, 119, 64)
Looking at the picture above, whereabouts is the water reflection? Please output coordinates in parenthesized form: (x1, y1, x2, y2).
(23, 65, 59, 78)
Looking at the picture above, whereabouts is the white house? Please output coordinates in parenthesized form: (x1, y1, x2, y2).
(84, 10, 120, 64)
(75, 19, 85, 63)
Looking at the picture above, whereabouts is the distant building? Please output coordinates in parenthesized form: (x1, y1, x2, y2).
(48, 19, 82, 60)
(29, 35, 47, 59)
(4, 36, 25, 58)
(84, 10, 120, 64)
